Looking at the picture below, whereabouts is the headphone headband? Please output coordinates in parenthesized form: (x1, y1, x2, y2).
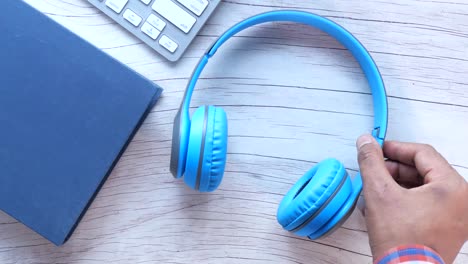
(179, 10, 388, 142)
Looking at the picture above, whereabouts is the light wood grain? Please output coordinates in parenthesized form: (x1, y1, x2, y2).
(1, 0, 467, 263)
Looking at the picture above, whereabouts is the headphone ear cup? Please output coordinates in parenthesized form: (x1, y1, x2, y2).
(277, 159, 352, 236)
(307, 192, 358, 240)
(184, 106, 227, 192)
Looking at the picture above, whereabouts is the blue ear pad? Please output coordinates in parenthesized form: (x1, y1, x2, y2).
(199, 106, 228, 192)
(300, 176, 353, 237)
(277, 159, 353, 237)
(184, 106, 227, 192)
(308, 174, 362, 239)
(307, 190, 358, 239)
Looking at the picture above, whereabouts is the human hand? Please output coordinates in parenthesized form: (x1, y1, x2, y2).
(356, 134, 468, 263)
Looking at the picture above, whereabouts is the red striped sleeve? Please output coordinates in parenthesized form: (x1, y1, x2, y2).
(374, 244, 445, 264)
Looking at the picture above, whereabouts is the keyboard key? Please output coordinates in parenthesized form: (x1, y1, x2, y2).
(159, 35, 178, 53)
(152, 0, 196, 33)
(105, 0, 128, 13)
(147, 14, 166, 31)
(140, 0, 151, 4)
(123, 9, 142, 26)
(141, 22, 161, 39)
(176, 0, 208, 16)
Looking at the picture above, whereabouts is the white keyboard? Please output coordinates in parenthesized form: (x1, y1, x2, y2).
(88, 0, 221, 61)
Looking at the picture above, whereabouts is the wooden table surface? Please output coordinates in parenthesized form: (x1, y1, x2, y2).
(1, 0, 467, 263)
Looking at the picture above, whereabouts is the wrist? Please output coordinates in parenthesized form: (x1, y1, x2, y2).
(374, 244, 445, 264)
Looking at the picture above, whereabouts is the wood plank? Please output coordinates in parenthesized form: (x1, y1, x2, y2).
(0, 0, 466, 263)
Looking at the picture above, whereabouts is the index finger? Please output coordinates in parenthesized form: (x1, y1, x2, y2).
(383, 141, 454, 182)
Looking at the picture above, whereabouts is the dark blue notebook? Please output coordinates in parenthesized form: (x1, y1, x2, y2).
(0, 0, 162, 245)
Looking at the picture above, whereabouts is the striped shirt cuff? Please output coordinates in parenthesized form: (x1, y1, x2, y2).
(375, 244, 445, 264)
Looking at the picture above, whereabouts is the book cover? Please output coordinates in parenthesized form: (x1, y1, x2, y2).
(0, 0, 162, 245)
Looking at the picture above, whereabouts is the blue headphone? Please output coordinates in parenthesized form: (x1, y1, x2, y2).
(170, 10, 388, 239)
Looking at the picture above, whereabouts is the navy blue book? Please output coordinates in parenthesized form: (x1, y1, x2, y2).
(0, 1, 162, 245)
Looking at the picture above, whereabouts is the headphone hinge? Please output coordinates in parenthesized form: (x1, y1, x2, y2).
(372, 127, 384, 140)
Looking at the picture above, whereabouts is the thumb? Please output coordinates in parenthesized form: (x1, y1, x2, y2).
(356, 134, 398, 196)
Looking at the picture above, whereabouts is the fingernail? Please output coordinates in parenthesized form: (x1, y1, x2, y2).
(357, 134, 374, 150)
